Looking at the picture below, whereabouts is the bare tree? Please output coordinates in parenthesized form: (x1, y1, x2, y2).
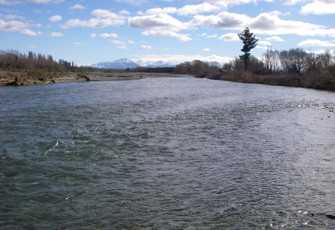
(263, 48, 280, 73)
(279, 48, 308, 74)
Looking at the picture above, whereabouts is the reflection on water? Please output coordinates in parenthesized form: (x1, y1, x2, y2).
(1, 78, 335, 229)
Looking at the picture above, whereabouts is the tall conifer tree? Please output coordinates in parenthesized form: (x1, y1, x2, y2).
(238, 27, 258, 71)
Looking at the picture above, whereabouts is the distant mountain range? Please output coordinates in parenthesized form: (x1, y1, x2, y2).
(91, 58, 175, 69)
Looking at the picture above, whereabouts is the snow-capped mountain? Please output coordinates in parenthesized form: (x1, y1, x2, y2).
(92, 58, 140, 69)
(92, 58, 176, 69)
(135, 60, 176, 68)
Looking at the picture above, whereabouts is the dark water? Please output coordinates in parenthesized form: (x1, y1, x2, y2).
(1, 77, 335, 229)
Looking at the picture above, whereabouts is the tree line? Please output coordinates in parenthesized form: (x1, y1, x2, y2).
(175, 48, 335, 91)
(175, 27, 335, 91)
(0, 50, 75, 71)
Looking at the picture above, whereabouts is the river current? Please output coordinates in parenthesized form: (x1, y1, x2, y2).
(1, 77, 335, 229)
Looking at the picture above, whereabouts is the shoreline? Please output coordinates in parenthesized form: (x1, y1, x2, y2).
(198, 70, 335, 92)
(0, 70, 190, 86)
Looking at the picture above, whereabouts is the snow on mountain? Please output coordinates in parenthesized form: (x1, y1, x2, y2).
(133, 59, 176, 68)
(92, 58, 176, 69)
(92, 58, 140, 69)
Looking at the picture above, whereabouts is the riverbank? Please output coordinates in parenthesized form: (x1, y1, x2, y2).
(200, 70, 335, 92)
(0, 70, 187, 86)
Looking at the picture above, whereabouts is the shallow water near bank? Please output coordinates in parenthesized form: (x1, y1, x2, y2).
(1, 77, 335, 229)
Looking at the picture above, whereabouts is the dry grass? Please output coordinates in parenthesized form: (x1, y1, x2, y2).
(217, 70, 335, 91)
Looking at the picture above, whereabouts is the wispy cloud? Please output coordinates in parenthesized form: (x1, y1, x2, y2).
(140, 45, 152, 50)
(283, 0, 307, 6)
(0, 19, 41, 36)
(266, 36, 284, 42)
(69, 4, 85, 10)
(298, 39, 335, 47)
(0, 0, 20, 5)
(219, 33, 239, 41)
(114, 0, 147, 5)
(50, 32, 64, 37)
(49, 15, 62, 22)
(30, 0, 64, 4)
(61, 9, 126, 29)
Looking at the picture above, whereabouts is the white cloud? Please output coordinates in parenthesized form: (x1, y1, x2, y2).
(30, 0, 64, 3)
(178, 2, 220, 16)
(145, 7, 177, 15)
(0, 20, 26, 31)
(258, 40, 272, 46)
(190, 11, 335, 38)
(100, 33, 118, 39)
(50, 32, 64, 37)
(298, 39, 335, 47)
(300, 0, 335, 15)
(190, 12, 248, 29)
(119, 10, 130, 15)
(129, 13, 191, 41)
(140, 45, 152, 50)
(266, 36, 284, 42)
(143, 30, 191, 42)
(0, 19, 41, 36)
(129, 14, 186, 30)
(49, 15, 62, 22)
(0, 0, 20, 5)
(61, 9, 125, 29)
(219, 33, 239, 41)
(114, 0, 146, 5)
(0, 14, 23, 20)
(141, 0, 256, 18)
(91, 33, 118, 39)
(21, 29, 42, 36)
(111, 40, 129, 50)
(284, 0, 307, 6)
(249, 12, 335, 37)
(205, 0, 257, 7)
(69, 4, 85, 10)
(200, 33, 218, 38)
(203, 48, 210, 52)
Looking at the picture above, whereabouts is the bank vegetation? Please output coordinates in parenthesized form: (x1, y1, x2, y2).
(2, 49, 335, 91)
(175, 48, 335, 91)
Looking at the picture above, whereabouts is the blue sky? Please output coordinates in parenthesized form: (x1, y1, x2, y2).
(1, 0, 335, 66)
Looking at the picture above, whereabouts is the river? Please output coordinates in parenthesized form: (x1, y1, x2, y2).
(1, 77, 335, 229)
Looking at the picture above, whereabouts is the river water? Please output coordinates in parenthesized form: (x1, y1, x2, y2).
(1, 77, 335, 229)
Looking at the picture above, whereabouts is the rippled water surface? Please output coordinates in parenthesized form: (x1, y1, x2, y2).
(1, 77, 335, 229)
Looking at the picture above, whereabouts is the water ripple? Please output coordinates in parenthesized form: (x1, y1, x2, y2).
(1, 78, 335, 229)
